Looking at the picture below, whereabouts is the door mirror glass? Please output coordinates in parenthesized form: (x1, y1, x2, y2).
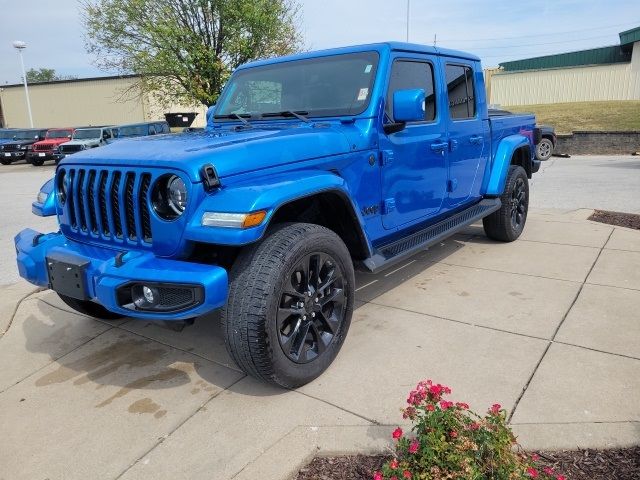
(393, 89, 425, 123)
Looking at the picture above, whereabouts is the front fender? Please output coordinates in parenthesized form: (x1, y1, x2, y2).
(32, 177, 56, 217)
(184, 170, 357, 245)
(485, 135, 530, 196)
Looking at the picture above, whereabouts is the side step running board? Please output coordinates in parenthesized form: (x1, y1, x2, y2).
(362, 198, 501, 273)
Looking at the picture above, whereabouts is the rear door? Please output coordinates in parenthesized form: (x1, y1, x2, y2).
(440, 60, 489, 207)
(379, 54, 448, 229)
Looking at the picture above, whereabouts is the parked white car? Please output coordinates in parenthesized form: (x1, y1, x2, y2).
(57, 127, 116, 161)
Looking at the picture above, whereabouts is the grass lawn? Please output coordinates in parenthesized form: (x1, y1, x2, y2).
(504, 101, 640, 134)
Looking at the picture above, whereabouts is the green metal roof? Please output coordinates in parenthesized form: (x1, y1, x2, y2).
(499, 45, 631, 72)
(619, 26, 640, 46)
(499, 25, 639, 72)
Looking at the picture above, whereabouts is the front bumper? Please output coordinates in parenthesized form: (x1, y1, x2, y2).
(28, 152, 64, 162)
(2, 151, 26, 161)
(15, 229, 229, 320)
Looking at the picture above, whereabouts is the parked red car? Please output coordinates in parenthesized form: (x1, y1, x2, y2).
(28, 128, 74, 166)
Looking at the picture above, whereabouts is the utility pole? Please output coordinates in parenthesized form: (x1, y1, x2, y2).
(12, 41, 34, 128)
(406, 0, 410, 42)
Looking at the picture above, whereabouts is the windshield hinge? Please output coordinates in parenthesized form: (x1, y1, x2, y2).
(379, 150, 394, 166)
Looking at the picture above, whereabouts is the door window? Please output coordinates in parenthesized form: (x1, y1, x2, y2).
(445, 64, 475, 119)
(148, 125, 157, 135)
(386, 60, 436, 122)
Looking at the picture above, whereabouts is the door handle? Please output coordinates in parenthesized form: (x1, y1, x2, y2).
(430, 142, 448, 152)
(469, 135, 484, 145)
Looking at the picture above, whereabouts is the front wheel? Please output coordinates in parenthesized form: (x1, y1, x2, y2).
(222, 223, 354, 388)
(1, 159, 11, 166)
(30, 158, 44, 167)
(483, 165, 529, 242)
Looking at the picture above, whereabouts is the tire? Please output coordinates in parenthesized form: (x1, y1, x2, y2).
(1, 159, 11, 166)
(483, 165, 529, 242)
(57, 293, 125, 320)
(222, 223, 355, 388)
(30, 158, 44, 166)
(536, 138, 553, 161)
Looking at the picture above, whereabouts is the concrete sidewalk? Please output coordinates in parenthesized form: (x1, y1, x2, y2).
(0, 209, 638, 480)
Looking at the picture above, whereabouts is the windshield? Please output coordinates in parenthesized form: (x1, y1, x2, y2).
(46, 130, 73, 139)
(215, 51, 379, 120)
(73, 129, 101, 140)
(117, 125, 147, 137)
(0, 130, 15, 140)
(14, 130, 38, 140)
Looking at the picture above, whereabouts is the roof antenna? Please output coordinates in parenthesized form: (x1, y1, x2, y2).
(433, 33, 437, 46)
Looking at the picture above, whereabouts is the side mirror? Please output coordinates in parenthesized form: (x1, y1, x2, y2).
(67, 135, 72, 139)
(393, 88, 426, 123)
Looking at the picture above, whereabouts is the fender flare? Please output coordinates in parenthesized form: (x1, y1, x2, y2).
(183, 170, 370, 252)
(485, 134, 531, 196)
(32, 177, 56, 217)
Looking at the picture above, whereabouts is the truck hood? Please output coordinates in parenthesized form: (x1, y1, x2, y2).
(1, 140, 36, 148)
(62, 124, 352, 182)
(64, 139, 101, 148)
(36, 138, 70, 146)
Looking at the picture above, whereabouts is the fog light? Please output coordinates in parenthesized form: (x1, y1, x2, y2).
(133, 284, 159, 309)
(143, 286, 155, 303)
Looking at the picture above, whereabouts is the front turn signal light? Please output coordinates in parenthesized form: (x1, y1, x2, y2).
(201, 210, 267, 228)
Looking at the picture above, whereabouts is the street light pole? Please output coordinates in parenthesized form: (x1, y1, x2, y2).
(13, 41, 34, 128)
(406, 0, 410, 42)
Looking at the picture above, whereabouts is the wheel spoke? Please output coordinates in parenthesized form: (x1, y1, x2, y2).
(320, 287, 345, 307)
(317, 310, 341, 335)
(310, 253, 323, 290)
(277, 305, 304, 323)
(310, 323, 328, 355)
(289, 321, 311, 361)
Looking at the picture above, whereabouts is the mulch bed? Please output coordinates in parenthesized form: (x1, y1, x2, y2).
(295, 447, 640, 480)
(588, 210, 640, 230)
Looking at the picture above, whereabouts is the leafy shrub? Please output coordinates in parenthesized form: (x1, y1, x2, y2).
(374, 380, 565, 480)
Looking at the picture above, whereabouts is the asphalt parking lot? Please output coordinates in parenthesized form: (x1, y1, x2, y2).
(0, 155, 638, 480)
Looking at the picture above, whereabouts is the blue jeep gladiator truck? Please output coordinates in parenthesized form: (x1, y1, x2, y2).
(16, 42, 540, 388)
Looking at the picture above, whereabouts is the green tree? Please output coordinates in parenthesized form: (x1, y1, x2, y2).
(25, 68, 76, 83)
(82, 0, 303, 107)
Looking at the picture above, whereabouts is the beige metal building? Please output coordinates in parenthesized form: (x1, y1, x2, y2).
(489, 26, 640, 106)
(0, 75, 207, 128)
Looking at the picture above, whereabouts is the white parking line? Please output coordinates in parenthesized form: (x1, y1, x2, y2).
(384, 259, 416, 277)
(355, 279, 379, 292)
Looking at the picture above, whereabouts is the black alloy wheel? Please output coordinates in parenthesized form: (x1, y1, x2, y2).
(277, 252, 347, 364)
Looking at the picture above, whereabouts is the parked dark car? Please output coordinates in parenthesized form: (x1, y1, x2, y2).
(113, 121, 171, 140)
(488, 109, 556, 160)
(0, 129, 48, 165)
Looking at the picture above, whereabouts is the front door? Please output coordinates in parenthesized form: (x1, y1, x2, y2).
(379, 55, 448, 229)
(441, 60, 489, 207)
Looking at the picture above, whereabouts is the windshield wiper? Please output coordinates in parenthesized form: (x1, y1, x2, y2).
(213, 113, 253, 127)
(261, 111, 310, 123)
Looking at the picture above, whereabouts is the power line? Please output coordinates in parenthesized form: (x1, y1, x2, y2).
(437, 20, 640, 43)
(457, 33, 620, 51)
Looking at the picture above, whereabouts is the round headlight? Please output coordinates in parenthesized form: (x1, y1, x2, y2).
(152, 174, 188, 220)
(57, 170, 68, 205)
(167, 175, 187, 214)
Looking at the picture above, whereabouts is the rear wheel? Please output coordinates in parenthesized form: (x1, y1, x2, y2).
(483, 165, 529, 242)
(57, 294, 125, 320)
(1, 159, 11, 166)
(222, 223, 354, 388)
(536, 138, 554, 161)
(30, 158, 44, 167)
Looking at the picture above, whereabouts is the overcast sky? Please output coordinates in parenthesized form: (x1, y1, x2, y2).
(1, 0, 639, 84)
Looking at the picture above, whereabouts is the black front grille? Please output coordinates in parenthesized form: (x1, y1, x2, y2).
(1, 144, 20, 152)
(62, 168, 153, 245)
(158, 287, 194, 308)
(60, 144, 83, 153)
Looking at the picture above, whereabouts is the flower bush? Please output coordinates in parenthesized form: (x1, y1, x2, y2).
(374, 380, 565, 480)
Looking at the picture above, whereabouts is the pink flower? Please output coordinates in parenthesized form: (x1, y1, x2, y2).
(455, 402, 469, 410)
(390, 459, 399, 469)
(403, 471, 412, 479)
(426, 404, 435, 412)
(556, 476, 566, 480)
(373, 472, 383, 480)
(526, 467, 539, 478)
(392, 427, 403, 440)
(408, 439, 420, 454)
(440, 400, 454, 410)
(543, 467, 554, 475)
(530, 453, 540, 462)
(450, 430, 458, 438)
(469, 422, 480, 431)
(489, 403, 501, 415)
(391, 477, 398, 480)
